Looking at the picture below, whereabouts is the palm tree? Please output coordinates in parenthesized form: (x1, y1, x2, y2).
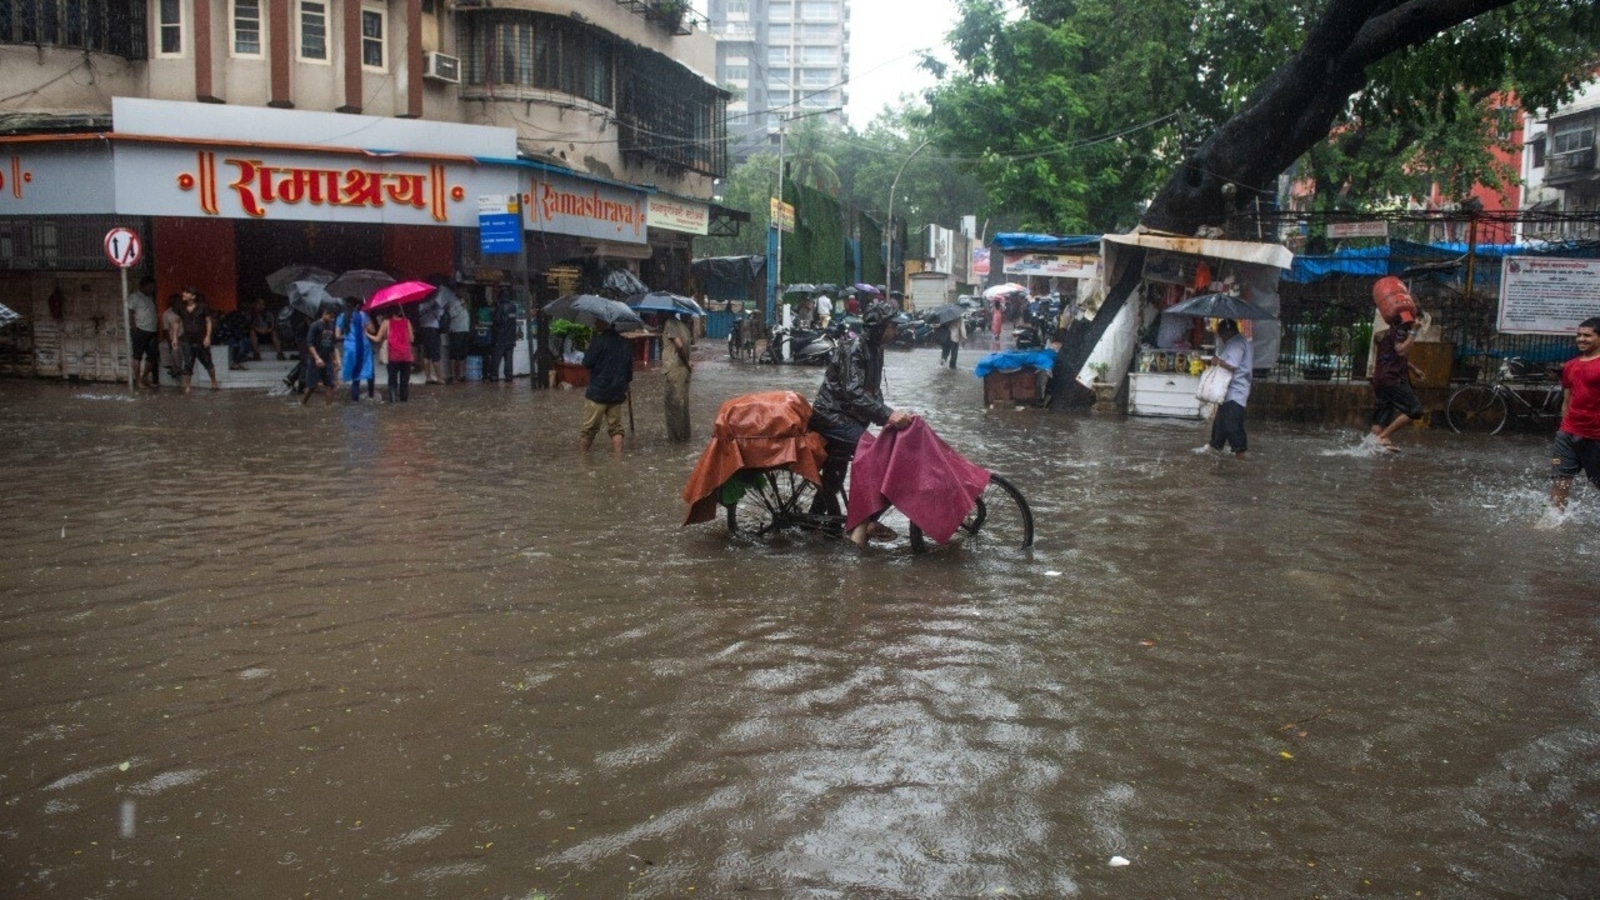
(785, 118, 843, 197)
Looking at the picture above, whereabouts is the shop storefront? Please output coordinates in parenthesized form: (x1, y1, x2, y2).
(1085, 232, 1293, 419)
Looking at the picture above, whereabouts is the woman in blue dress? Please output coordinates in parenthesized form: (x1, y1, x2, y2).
(336, 297, 377, 401)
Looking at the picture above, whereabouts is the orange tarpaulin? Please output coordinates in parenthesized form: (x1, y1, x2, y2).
(682, 391, 828, 525)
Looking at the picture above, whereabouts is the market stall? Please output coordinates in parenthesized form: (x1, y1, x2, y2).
(1083, 231, 1293, 418)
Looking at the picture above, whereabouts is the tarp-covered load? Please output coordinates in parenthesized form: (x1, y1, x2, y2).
(682, 391, 827, 525)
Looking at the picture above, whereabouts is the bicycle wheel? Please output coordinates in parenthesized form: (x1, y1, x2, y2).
(725, 468, 821, 537)
(953, 473, 1034, 549)
(1446, 385, 1508, 435)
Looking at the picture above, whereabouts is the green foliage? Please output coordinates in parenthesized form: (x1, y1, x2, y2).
(785, 178, 848, 285)
(696, 151, 777, 259)
(927, 0, 1600, 232)
(548, 319, 591, 350)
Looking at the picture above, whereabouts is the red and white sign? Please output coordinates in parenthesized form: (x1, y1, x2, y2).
(1326, 220, 1388, 239)
(103, 227, 142, 268)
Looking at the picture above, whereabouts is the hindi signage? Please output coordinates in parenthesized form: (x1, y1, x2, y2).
(646, 197, 709, 235)
(478, 193, 524, 255)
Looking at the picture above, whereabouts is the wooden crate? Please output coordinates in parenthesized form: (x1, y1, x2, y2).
(984, 369, 1042, 406)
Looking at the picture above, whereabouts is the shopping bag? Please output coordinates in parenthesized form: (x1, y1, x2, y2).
(1196, 365, 1230, 404)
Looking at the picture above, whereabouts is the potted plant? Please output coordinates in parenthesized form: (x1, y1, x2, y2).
(1089, 362, 1110, 383)
(549, 319, 592, 387)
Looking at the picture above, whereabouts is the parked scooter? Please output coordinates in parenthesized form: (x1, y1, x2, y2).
(761, 322, 837, 365)
(890, 312, 934, 349)
(1012, 295, 1061, 350)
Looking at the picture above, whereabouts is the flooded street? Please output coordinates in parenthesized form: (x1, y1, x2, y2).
(2, 344, 1597, 899)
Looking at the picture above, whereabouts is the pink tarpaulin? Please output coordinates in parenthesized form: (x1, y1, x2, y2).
(845, 418, 990, 544)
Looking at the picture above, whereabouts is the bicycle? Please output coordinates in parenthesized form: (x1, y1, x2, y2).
(1445, 358, 1563, 435)
(722, 466, 1034, 552)
(684, 391, 1034, 552)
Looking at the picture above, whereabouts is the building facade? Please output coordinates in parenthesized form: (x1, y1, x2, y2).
(707, 0, 849, 163)
(1520, 79, 1600, 243)
(0, 0, 730, 384)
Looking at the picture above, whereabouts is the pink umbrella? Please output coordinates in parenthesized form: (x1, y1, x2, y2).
(364, 280, 436, 312)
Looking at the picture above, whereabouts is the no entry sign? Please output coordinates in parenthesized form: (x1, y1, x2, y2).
(104, 227, 142, 268)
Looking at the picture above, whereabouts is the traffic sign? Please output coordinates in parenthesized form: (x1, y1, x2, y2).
(104, 227, 142, 268)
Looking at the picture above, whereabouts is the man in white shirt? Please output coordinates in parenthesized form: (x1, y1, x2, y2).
(126, 276, 159, 387)
(814, 294, 833, 329)
(1206, 318, 1253, 458)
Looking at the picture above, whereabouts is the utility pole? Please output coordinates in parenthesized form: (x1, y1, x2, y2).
(884, 137, 935, 302)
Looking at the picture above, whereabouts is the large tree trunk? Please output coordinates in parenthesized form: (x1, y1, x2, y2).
(1051, 0, 1515, 400)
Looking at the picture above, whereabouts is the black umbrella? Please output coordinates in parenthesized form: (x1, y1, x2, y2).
(325, 269, 396, 301)
(782, 283, 819, 294)
(1161, 292, 1277, 320)
(547, 293, 647, 331)
(923, 302, 966, 325)
(601, 268, 649, 297)
(627, 291, 705, 316)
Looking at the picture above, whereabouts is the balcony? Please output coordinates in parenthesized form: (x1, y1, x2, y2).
(615, 0, 701, 36)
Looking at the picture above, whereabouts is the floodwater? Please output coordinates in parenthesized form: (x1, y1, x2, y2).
(2, 341, 1597, 899)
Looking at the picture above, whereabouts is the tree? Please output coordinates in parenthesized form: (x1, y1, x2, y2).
(696, 151, 777, 259)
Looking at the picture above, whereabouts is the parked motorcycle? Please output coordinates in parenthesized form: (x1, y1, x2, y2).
(761, 322, 837, 365)
(890, 312, 934, 349)
(1012, 295, 1061, 350)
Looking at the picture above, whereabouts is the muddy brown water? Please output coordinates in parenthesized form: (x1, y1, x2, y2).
(2, 342, 1597, 898)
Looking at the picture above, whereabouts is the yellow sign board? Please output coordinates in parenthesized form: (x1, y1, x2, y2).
(770, 198, 795, 233)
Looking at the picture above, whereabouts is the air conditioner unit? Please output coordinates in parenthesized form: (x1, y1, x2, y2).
(423, 51, 460, 84)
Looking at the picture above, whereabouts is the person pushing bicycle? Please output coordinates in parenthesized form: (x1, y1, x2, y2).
(807, 292, 913, 538)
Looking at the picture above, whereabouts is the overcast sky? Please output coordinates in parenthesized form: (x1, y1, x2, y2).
(844, 1, 960, 129)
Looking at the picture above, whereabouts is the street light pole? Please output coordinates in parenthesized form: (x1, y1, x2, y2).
(884, 136, 935, 303)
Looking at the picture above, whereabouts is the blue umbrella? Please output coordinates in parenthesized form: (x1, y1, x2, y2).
(627, 291, 704, 317)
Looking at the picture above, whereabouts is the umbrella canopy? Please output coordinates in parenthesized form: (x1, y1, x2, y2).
(547, 294, 647, 331)
(365, 280, 436, 312)
(601, 268, 649, 297)
(782, 283, 819, 295)
(983, 282, 1028, 300)
(1161, 292, 1277, 321)
(325, 269, 396, 301)
(287, 280, 337, 317)
(923, 302, 966, 325)
(628, 291, 704, 317)
(0, 302, 19, 329)
(266, 265, 335, 297)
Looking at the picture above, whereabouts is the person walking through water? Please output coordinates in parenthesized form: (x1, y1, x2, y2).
(174, 287, 220, 393)
(1548, 317, 1600, 513)
(662, 311, 694, 442)
(337, 297, 376, 402)
(808, 295, 913, 541)
(579, 319, 633, 456)
(1368, 318, 1425, 451)
(1205, 318, 1252, 458)
(375, 308, 414, 402)
(488, 289, 519, 385)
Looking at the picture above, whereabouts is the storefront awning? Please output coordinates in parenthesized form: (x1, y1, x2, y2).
(1102, 230, 1294, 270)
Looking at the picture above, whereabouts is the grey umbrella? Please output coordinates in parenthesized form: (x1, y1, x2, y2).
(1161, 292, 1277, 320)
(601, 268, 649, 297)
(287, 280, 337, 317)
(266, 265, 335, 297)
(547, 293, 647, 331)
(324, 269, 396, 301)
(924, 302, 966, 325)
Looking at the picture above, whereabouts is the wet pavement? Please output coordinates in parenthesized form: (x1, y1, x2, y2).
(2, 341, 1597, 898)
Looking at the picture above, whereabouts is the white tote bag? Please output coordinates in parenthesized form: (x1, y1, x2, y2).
(1196, 365, 1231, 404)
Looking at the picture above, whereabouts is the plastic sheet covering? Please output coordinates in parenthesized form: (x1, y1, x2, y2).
(845, 419, 990, 545)
(681, 391, 828, 525)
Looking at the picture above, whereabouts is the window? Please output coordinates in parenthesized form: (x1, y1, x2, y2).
(299, 1, 328, 61)
(361, 5, 386, 69)
(158, 0, 182, 55)
(768, 46, 790, 65)
(799, 45, 836, 64)
(1550, 121, 1595, 157)
(233, 0, 263, 56)
(464, 12, 614, 108)
(0, 1, 147, 58)
(770, 3, 791, 22)
(767, 24, 790, 42)
(724, 64, 749, 83)
(801, 23, 834, 40)
(799, 68, 831, 87)
(1530, 135, 1546, 169)
(799, 2, 838, 20)
(768, 89, 790, 106)
(725, 0, 749, 14)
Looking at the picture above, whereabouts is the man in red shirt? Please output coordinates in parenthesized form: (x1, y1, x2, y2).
(1549, 317, 1600, 512)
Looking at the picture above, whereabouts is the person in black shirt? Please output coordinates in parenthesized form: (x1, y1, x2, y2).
(579, 320, 634, 455)
(300, 305, 339, 405)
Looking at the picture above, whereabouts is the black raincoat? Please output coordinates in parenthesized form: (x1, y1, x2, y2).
(810, 331, 893, 433)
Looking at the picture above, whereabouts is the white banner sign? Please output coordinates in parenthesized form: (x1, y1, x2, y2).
(1004, 251, 1098, 279)
(526, 172, 647, 243)
(647, 197, 709, 235)
(1327, 221, 1389, 239)
(1497, 256, 1600, 335)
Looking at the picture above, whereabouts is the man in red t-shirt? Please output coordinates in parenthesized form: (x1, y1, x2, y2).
(1549, 317, 1600, 511)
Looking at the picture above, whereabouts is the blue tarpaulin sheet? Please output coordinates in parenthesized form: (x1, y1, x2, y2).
(974, 348, 1058, 378)
(989, 233, 1102, 252)
(1285, 240, 1600, 284)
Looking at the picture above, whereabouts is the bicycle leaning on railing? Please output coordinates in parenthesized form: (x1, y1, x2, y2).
(1445, 358, 1564, 435)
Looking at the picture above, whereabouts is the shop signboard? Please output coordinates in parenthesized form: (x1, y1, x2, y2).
(769, 198, 795, 233)
(647, 197, 709, 235)
(1497, 256, 1600, 335)
(1326, 220, 1389, 239)
(0, 143, 117, 216)
(972, 246, 991, 277)
(526, 171, 647, 243)
(112, 143, 516, 227)
(478, 194, 523, 255)
(1003, 251, 1097, 279)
